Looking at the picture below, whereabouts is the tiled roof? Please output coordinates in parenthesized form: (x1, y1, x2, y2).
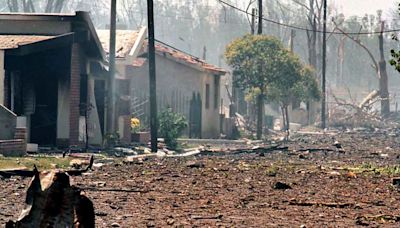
(96, 30, 139, 58)
(132, 57, 147, 67)
(0, 35, 56, 50)
(153, 43, 227, 75)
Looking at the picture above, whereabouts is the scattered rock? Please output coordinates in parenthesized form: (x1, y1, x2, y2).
(328, 171, 341, 176)
(333, 141, 342, 149)
(166, 218, 175, 225)
(111, 222, 121, 227)
(186, 161, 205, 168)
(345, 171, 357, 179)
(392, 177, 400, 186)
(147, 221, 156, 227)
(273, 182, 292, 190)
(93, 163, 104, 168)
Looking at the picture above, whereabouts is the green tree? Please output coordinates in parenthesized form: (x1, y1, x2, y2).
(266, 63, 320, 133)
(225, 34, 292, 139)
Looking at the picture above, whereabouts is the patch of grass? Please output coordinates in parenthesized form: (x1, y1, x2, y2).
(265, 165, 278, 177)
(0, 156, 72, 170)
(345, 163, 400, 176)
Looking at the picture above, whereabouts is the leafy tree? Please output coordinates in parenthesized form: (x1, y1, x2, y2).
(266, 63, 320, 132)
(225, 34, 293, 139)
(158, 108, 188, 150)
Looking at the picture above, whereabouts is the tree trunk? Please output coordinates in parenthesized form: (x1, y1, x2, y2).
(7, 0, 19, 12)
(45, 0, 54, 13)
(285, 106, 290, 132)
(281, 106, 286, 131)
(379, 21, 390, 116)
(285, 105, 290, 140)
(256, 93, 264, 140)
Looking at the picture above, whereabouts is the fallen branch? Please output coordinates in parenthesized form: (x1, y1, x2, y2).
(297, 148, 335, 152)
(191, 214, 223, 220)
(288, 199, 356, 208)
(81, 187, 150, 193)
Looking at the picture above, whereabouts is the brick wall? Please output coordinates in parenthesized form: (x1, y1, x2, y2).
(0, 127, 27, 156)
(69, 43, 81, 146)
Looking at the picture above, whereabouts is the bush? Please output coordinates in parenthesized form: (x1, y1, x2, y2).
(158, 108, 188, 150)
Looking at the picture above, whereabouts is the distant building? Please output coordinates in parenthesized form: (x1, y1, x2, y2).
(130, 41, 227, 139)
(96, 28, 147, 143)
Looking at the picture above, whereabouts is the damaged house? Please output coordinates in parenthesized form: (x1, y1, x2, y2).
(130, 41, 227, 139)
(96, 28, 147, 143)
(0, 12, 107, 148)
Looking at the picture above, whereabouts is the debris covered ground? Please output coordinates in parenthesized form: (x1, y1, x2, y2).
(1, 130, 400, 227)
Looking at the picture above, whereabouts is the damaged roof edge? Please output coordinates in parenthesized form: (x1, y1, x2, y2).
(75, 11, 106, 62)
(0, 11, 106, 62)
(0, 12, 76, 21)
(154, 42, 227, 75)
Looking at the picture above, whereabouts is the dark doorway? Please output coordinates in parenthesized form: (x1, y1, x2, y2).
(30, 70, 58, 145)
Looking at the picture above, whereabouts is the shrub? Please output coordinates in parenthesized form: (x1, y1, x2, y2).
(158, 108, 188, 150)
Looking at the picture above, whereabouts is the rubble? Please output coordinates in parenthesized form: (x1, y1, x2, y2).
(5, 167, 94, 228)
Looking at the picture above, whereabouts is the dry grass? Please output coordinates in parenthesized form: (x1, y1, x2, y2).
(0, 156, 73, 170)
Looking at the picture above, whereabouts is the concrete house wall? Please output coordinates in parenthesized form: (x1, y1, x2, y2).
(130, 54, 221, 139)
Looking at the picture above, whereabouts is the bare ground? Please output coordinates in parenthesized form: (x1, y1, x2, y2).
(1, 130, 400, 227)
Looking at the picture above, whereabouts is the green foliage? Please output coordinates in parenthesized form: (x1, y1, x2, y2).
(225, 34, 320, 105)
(390, 4, 400, 72)
(225, 35, 288, 93)
(158, 108, 188, 150)
(266, 64, 321, 106)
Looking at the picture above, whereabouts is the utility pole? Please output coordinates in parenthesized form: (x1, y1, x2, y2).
(147, 0, 158, 152)
(107, 0, 117, 135)
(258, 0, 262, 34)
(256, 0, 263, 140)
(251, 8, 256, 34)
(321, 0, 327, 129)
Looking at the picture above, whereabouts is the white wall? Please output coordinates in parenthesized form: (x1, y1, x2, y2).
(130, 55, 221, 138)
(57, 75, 70, 140)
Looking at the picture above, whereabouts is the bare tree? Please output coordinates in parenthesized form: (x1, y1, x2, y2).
(332, 20, 390, 116)
(7, 0, 66, 13)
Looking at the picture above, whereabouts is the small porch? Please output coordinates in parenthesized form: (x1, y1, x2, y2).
(0, 34, 105, 147)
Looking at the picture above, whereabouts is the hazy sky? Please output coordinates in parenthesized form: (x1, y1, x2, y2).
(333, 0, 397, 17)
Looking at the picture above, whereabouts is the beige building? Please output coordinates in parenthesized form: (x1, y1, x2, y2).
(97, 28, 147, 143)
(130, 42, 227, 139)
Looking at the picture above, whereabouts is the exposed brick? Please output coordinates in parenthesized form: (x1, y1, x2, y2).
(69, 43, 81, 146)
(0, 139, 26, 156)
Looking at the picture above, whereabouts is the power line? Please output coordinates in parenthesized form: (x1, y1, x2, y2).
(218, 0, 400, 35)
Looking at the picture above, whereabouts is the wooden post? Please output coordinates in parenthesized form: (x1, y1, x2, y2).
(107, 0, 117, 135)
(321, 0, 327, 129)
(251, 8, 256, 35)
(256, 0, 263, 140)
(147, 0, 158, 152)
(258, 0, 262, 34)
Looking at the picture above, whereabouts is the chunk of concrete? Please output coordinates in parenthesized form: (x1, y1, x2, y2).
(0, 105, 16, 140)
